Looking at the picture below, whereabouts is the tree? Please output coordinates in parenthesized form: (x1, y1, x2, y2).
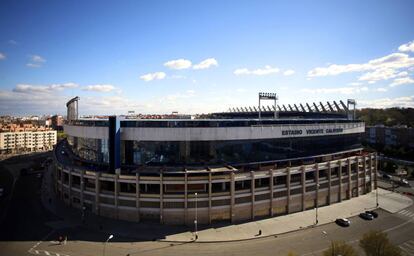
(323, 241, 358, 256)
(359, 230, 402, 256)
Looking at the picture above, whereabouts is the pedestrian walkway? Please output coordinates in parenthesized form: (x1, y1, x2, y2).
(399, 239, 414, 256)
(397, 209, 414, 219)
(41, 164, 413, 243)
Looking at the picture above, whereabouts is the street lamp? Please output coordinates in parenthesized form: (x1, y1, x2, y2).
(194, 192, 198, 240)
(103, 234, 113, 256)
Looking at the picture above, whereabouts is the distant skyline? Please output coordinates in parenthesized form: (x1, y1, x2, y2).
(0, 0, 414, 116)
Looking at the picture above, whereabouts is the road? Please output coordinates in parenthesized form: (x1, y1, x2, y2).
(0, 155, 414, 256)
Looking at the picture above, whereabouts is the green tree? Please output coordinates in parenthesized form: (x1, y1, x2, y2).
(323, 241, 358, 256)
(359, 230, 402, 256)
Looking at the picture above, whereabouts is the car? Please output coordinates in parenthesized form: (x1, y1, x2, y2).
(399, 179, 410, 187)
(365, 210, 378, 218)
(359, 212, 374, 220)
(382, 173, 392, 180)
(335, 218, 350, 227)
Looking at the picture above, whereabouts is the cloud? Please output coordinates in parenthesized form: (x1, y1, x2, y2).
(376, 88, 388, 92)
(307, 53, 414, 78)
(300, 86, 368, 95)
(140, 72, 166, 81)
(389, 77, 414, 87)
(398, 41, 414, 52)
(30, 55, 46, 63)
(193, 58, 218, 70)
(359, 96, 414, 108)
(8, 40, 17, 45)
(348, 82, 363, 86)
(234, 65, 280, 76)
(12, 83, 78, 94)
(358, 68, 407, 82)
(27, 54, 46, 68)
(0, 53, 5, 60)
(283, 69, 295, 76)
(26, 63, 42, 68)
(82, 84, 115, 92)
(164, 59, 192, 70)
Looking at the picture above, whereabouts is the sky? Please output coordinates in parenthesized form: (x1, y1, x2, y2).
(0, 0, 414, 116)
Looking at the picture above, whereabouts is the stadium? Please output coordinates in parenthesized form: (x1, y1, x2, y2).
(53, 94, 377, 225)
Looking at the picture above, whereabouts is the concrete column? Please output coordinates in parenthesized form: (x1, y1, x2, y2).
(159, 172, 164, 224)
(286, 167, 291, 214)
(135, 173, 140, 222)
(68, 169, 72, 206)
(80, 170, 84, 207)
(60, 168, 64, 200)
(315, 164, 319, 208)
(114, 173, 119, 219)
(184, 172, 188, 225)
(230, 172, 235, 223)
(374, 153, 378, 190)
(347, 158, 352, 199)
(208, 172, 212, 225)
(251, 171, 255, 220)
(338, 161, 342, 202)
(269, 169, 274, 216)
(327, 162, 331, 204)
(301, 166, 306, 211)
(95, 172, 101, 215)
(356, 157, 360, 197)
(363, 155, 367, 194)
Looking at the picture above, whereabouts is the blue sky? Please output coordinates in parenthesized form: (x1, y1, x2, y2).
(0, 0, 414, 116)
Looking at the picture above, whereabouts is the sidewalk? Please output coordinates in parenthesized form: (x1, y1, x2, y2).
(41, 165, 413, 243)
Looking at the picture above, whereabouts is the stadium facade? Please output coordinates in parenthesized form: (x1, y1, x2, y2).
(54, 96, 377, 225)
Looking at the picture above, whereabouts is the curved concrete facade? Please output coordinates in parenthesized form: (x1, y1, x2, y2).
(54, 151, 377, 225)
(64, 122, 364, 141)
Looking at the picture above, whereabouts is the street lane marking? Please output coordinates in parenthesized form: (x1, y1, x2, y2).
(400, 210, 409, 214)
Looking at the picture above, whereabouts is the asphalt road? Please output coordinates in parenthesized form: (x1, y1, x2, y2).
(0, 155, 413, 256)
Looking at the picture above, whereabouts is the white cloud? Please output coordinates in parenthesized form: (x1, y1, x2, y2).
(376, 88, 388, 92)
(359, 96, 414, 108)
(307, 53, 414, 78)
(193, 58, 218, 70)
(234, 65, 280, 76)
(140, 72, 166, 82)
(82, 84, 115, 92)
(0, 53, 5, 60)
(358, 68, 407, 82)
(26, 63, 42, 68)
(164, 59, 192, 70)
(389, 77, 414, 87)
(27, 54, 46, 68)
(348, 82, 363, 86)
(30, 55, 46, 63)
(300, 86, 368, 95)
(13, 83, 78, 94)
(8, 40, 17, 45)
(398, 41, 414, 52)
(283, 69, 295, 76)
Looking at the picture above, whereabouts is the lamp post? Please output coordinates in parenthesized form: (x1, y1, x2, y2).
(194, 192, 198, 240)
(103, 234, 113, 256)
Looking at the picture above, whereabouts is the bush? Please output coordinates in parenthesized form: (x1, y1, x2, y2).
(323, 241, 358, 256)
(359, 230, 402, 256)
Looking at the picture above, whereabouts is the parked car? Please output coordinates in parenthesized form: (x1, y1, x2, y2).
(399, 179, 410, 187)
(382, 174, 392, 180)
(359, 212, 374, 220)
(335, 218, 351, 227)
(365, 210, 378, 218)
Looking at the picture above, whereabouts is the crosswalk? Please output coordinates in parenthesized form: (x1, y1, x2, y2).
(29, 248, 70, 256)
(398, 209, 414, 219)
(399, 240, 414, 256)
